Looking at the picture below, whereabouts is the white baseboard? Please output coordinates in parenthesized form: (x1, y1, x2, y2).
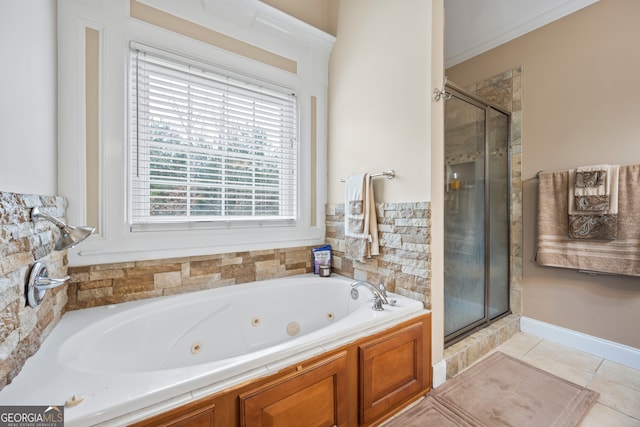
(432, 358, 447, 388)
(520, 316, 640, 370)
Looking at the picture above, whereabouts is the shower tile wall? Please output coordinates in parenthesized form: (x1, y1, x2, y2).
(0, 192, 68, 388)
(444, 66, 523, 378)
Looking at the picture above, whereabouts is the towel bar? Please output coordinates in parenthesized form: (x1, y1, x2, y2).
(340, 170, 396, 182)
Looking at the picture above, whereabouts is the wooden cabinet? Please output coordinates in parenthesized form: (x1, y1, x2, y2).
(131, 313, 431, 427)
(239, 351, 348, 427)
(130, 396, 215, 427)
(358, 322, 427, 425)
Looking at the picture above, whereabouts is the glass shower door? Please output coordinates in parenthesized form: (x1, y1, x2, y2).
(444, 85, 510, 342)
(444, 94, 487, 338)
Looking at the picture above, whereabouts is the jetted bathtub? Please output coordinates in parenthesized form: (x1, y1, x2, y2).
(0, 274, 427, 426)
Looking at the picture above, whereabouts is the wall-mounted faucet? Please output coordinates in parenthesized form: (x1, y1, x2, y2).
(26, 262, 70, 308)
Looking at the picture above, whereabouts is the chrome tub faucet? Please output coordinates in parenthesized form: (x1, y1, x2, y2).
(350, 280, 394, 311)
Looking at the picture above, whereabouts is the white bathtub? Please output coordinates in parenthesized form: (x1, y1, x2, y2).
(0, 274, 426, 426)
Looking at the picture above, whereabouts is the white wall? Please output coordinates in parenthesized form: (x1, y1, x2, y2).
(0, 0, 57, 195)
(58, 0, 333, 265)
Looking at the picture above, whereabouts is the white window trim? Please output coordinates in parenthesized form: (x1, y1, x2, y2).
(58, 0, 334, 265)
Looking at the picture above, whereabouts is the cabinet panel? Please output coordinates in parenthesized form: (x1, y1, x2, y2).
(129, 397, 215, 427)
(170, 409, 214, 427)
(359, 322, 424, 424)
(239, 351, 348, 427)
(132, 313, 431, 427)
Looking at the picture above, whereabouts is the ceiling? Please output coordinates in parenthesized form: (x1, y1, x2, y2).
(444, 0, 599, 68)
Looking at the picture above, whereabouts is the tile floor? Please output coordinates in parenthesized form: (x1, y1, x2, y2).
(491, 332, 640, 426)
(385, 332, 640, 426)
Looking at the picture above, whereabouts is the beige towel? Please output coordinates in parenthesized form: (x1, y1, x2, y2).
(568, 165, 619, 239)
(536, 164, 640, 276)
(344, 173, 379, 261)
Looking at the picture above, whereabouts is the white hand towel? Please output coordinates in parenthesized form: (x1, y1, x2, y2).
(344, 173, 379, 261)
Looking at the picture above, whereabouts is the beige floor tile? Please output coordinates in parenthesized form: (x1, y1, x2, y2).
(588, 375, 640, 420)
(493, 331, 542, 359)
(580, 403, 640, 427)
(378, 396, 426, 426)
(528, 339, 603, 373)
(596, 360, 640, 393)
(437, 333, 638, 426)
(521, 349, 596, 387)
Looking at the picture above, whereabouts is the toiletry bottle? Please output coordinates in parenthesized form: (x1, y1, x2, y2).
(450, 172, 461, 190)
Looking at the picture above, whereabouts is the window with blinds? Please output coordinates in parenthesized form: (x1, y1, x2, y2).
(129, 44, 298, 225)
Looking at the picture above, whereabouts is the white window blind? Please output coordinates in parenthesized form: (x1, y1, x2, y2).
(129, 44, 298, 225)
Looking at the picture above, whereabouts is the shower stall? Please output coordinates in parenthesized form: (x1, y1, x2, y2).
(444, 83, 510, 344)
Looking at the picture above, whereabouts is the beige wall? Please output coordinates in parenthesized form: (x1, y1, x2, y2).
(447, 0, 640, 348)
(0, 0, 57, 195)
(327, 0, 432, 204)
(328, 0, 444, 367)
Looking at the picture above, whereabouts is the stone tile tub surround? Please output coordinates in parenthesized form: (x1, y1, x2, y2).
(2, 275, 428, 426)
(67, 201, 432, 311)
(1, 195, 432, 392)
(326, 201, 431, 309)
(66, 247, 316, 310)
(0, 192, 68, 388)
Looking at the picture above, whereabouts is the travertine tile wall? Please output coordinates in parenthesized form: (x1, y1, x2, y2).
(66, 247, 315, 310)
(0, 192, 69, 388)
(326, 201, 431, 308)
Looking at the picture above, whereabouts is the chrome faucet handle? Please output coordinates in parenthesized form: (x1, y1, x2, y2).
(26, 262, 71, 308)
(372, 295, 384, 311)
(378, 281, 388, 298)
(377, 281, 396, 306)
(35, 275, 71, 290)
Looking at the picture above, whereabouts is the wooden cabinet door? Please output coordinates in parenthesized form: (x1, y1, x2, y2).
(358, 322, 425, 424)
(129, 397, 215, 427)
(239, 351, 348, 427)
